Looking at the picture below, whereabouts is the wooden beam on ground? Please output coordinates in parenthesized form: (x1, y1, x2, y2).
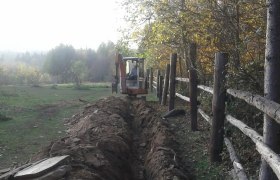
(224, 137, 248, 180)
(226, 115, 263, 143)
(227, 89, 280, 125)
(14, 155, 69, 179)
(198, 108, 212, 125)
(198, 85, 214, 94)
(175, 93, 190, 102)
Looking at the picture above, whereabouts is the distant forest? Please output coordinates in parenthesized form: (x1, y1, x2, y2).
(0, 42, 116, 86)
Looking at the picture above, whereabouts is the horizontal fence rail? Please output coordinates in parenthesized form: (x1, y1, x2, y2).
(146, 48, 280, 179)
(226, 115, 263, 143)
(175, 93, 190, 102)
(175, 77, 189, 82)
(197, 85, 214, 94)
(227, 89, 280, 124)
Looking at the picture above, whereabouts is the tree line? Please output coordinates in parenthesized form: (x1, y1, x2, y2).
(0, 42, 117, 86)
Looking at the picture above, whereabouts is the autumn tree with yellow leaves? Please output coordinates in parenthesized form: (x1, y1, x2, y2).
(121, 0, 266, 91)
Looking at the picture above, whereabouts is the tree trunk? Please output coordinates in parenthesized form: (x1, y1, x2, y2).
(260, 0, 280, 179)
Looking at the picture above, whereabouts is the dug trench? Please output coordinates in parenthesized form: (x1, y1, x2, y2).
(26, 96, 191, 179)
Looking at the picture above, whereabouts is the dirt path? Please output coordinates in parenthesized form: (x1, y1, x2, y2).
(30, 96, 191, 180)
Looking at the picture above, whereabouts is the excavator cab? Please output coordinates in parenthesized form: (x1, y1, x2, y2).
(114, 53, 148, 96)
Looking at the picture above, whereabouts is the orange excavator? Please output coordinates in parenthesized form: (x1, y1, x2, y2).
(113, 53, 148, 96)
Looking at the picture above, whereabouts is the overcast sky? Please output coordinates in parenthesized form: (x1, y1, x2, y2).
(0, 0, 124, 52)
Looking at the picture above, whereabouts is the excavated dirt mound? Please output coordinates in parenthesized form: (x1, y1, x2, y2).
(32, 96, 190, 180)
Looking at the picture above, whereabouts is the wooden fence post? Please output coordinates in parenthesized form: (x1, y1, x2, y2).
(260, 1, 280, 179)
(159, 75, 163, 102)
(150, 68, 153, 92)
(156, 70, 160, 98)
(169, 53, 177, 111)
(162, 64, 170, 105)
(189, 43, 198, 131)
(146, 69, 150, 89)
(210, 52, 228, 162)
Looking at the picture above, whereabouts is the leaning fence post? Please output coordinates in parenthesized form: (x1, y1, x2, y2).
(169, 53, 177, 111)
(150, 68, 153, 92)
(156, 69, 160, 98)
(189, 43, 198, 131)
(162, 64, 170, 105)
(210, 52, 228, 162)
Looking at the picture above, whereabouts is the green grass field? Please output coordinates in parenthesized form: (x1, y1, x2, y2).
(0, 83, 112, 168)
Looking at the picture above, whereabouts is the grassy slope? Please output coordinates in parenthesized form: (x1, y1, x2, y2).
(0, 84, 112, 168)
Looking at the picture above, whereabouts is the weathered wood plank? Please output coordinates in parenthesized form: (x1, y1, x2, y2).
(224, 137, 248, 180)
(198, 108, 212, 125)
(227, 89, 280, 125)
(175, 93, 190, 102)
(175, 77, 189, 83)
(226, 115, 263, 143)
(14, 155, 69, 178)
(198, 85, 214, 94)
(35, 165, 71, 180)
(256, 141, 280, 180)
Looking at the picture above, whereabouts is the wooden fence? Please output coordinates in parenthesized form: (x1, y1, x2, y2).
(148, 49, 280, 179)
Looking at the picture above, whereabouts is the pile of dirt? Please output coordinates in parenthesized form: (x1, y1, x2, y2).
(27, 96, 191, 179)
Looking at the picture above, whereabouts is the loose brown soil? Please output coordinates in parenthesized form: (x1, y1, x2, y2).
(31, 96, 192, 179)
